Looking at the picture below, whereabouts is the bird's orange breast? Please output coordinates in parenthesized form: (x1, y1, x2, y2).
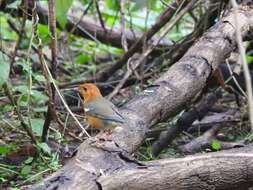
(86, 115, 104, 129)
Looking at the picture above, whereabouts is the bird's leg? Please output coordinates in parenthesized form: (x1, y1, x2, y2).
(96, 129, 113, 141)
(106, 129, 113, 135)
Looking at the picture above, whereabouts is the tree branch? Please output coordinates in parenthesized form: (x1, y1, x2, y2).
(99, 146, 253, 190)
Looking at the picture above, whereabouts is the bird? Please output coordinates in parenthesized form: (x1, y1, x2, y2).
(78, 83, 125, 140)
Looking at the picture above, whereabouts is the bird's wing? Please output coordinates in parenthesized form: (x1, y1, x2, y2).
(84, 97, 125, 124)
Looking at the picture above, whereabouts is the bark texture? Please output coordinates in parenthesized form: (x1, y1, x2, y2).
(99, 147, 253, 190)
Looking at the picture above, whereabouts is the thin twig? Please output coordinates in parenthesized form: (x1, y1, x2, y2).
(70, 0, 93, 34)
(225, 59, 247, 98)
(48, 0, 58, 79)
(68, 15, 101, 44)
(120, 0, 128, 51)
(9, 0, 27, 73)
(231, 0, 253, 132)
(94, 0, 106, 31)
(126, 0, 136, 40)
(26, 0, 37, 133)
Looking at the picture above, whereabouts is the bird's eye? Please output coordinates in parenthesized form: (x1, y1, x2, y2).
(83, 87, 87, 92)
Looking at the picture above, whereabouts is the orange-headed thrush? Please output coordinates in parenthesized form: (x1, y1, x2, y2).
(78, 83, 125, 133)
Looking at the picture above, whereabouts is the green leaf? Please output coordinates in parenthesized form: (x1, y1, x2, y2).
(38, 143, 51, 155)
(31, 90, 49, 103)
(0, 15, 18, 40)
(14, 85, 29, 94)
(24, 157, 34, 164)
(19, 38, 30, 49)
(105, 0, 120, 10)
(211, 140, 221, 150)
(38, 24, 51, 44)
(14, 85, 48, 104)
(34, 74, 46, 82)
(0, 146, 12, 155)
(33, 106, 48, 113)
(18, 95, 29, 106)
(0, 177, 7, 183)
(0, 52, 10, 89)
(246, 55, 253, 64)
(31, 118, 44, 136)
(81, 0, 90, 5)
(75, 54, 92, 64)
(21, 165, 32, 176)
(2, 104, 13, 112)
(55, 0, 73, 28)
(6, 0, 21, 9)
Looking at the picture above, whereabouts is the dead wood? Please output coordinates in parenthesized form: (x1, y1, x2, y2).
(29, 4, 253, 190)
(187, 109, 241, 133)
(99, 146, 253, 190)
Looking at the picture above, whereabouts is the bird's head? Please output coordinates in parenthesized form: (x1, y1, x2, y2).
(78, 83, 102, 102)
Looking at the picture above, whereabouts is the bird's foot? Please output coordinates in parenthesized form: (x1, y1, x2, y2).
(96, 130, 113, 141)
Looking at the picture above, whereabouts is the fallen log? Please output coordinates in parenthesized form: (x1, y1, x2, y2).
(99, 146, 253, 190)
